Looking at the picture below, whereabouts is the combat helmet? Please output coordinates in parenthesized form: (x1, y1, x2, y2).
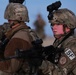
(49, 8, 76, 29)
(4, 3, 29, 22)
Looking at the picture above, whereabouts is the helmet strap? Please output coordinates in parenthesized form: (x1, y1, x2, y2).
(63, 24, 68, 35)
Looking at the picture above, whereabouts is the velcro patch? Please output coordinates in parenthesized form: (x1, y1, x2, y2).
(65, 48, 75, 60)
(59, 56, 67, 65)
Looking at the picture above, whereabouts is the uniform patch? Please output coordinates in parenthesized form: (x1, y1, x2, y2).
(59, 56, 67, 65)
(65, 48, 75, 60)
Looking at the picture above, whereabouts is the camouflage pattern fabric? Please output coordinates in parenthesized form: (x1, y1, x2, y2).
(52, 33, 76, 75)
(49, 8, 76, 29)
(0, 22, 10, 40)
(4, 3, 29, 22)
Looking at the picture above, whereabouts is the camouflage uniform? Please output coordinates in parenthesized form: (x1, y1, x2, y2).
(52, 33, 76, 75)
(40, 8, 76, 75)
(48, 8, 76, 75)
(0, 3, 38, 75)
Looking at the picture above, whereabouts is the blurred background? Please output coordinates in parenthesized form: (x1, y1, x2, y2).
(0, 0, 76, 46)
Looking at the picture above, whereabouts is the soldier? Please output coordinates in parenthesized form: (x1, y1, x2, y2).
(0, 3, 38, 75)
(44, 8, 76, 75)
(0, 0, 25, 41)
(33, 13, 54, 46)
(33, 13, 46, 39)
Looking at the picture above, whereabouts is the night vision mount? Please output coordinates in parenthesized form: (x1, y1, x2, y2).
(9, 0, 25, 4)
(47, 1, 62, 20)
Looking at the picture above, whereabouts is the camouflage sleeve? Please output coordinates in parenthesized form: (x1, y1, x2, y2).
(39, 60, 54, 75)
(1, 22, 10, 33)
(0, 25, 4, 40)
(72, 67, 76, 75)
(0, 23, 10, 40)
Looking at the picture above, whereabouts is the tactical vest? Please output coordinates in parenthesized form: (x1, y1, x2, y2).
(5, 24, 39, 43)
(0, 24, 40, 75)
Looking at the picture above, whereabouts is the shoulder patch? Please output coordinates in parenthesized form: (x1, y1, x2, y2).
(59, 56, 67, 65)
(65, 48, 75, 60)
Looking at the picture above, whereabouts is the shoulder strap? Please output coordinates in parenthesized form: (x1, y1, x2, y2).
(5, 25, 28, 39)
(57, 31, 74, 47)
(28, 28, 39, 41)
(5, 24, 40, 43)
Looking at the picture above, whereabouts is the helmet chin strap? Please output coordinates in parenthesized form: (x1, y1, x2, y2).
(55, 30, 74, 47)
(54, 34, 65, 39)
(62, 24, 68, 35)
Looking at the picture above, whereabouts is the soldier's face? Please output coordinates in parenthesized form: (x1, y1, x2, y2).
(51, 24, 64, 39)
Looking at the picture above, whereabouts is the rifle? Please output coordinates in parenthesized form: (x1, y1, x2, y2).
(0, 39, 64, 75)
(0, 38, 64, 75)
(14, 39, 64, 64)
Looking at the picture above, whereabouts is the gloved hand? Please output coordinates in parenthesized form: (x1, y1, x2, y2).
(43, 45, 64, 64)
